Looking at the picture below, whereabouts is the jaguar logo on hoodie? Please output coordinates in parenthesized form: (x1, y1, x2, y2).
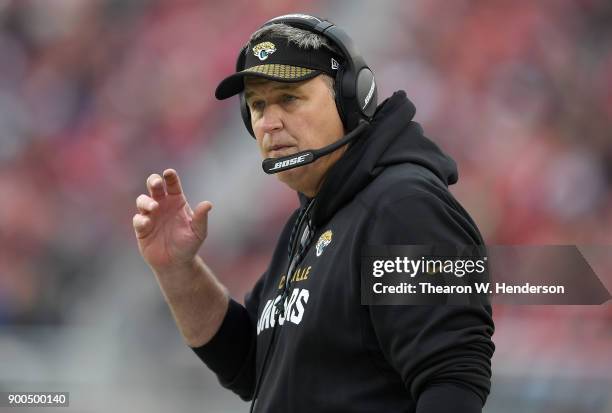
(316, 230, 333, 257)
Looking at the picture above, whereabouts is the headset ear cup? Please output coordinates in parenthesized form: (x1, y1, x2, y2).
(240, 93, 256, 138)
(355, 67, 377, 119)
(236, 46, 256, 139)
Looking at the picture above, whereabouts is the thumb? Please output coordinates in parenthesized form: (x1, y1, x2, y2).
(191, 201, 213, 241)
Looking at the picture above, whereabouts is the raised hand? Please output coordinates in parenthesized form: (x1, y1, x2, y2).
(133, 169, 213, 272)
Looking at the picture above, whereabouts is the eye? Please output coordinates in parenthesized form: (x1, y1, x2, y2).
(249, 100, 265, 113)
(281, 94, 297, 104)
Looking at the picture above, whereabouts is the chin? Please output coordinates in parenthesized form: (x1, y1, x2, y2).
(276, 168, 300, 186)
(275, 166, 312, 194)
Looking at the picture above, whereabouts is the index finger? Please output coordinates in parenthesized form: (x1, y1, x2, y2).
(163, 169, 184, 195)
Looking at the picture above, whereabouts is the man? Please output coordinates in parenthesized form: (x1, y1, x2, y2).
(133, 14, 494, 413)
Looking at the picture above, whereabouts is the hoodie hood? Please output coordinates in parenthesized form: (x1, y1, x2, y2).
(306, 90, 458, 227)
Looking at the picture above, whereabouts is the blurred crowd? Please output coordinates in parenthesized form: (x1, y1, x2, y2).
(0, 0, 316, 324)
(382, 0, 612, 244)
(0, 0, 610, 412)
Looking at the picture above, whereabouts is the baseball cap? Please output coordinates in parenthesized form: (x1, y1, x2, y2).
(215, 34, 342, 100)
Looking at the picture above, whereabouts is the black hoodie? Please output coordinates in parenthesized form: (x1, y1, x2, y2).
(193, 91, 495, 412)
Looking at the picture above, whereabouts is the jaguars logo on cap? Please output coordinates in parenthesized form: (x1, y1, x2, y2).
(316, 230, 333, 257)
(252, 41, 276, 61)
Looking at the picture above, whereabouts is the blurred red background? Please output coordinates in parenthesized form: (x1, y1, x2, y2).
(0, 0, 610, 412)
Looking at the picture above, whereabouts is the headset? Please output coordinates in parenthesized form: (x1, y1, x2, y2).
(237, 13, 378, 139)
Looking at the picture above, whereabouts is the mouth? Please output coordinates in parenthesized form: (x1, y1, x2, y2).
(268, 145, 297, 158)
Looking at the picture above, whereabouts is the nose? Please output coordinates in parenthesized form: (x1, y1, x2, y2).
(254, 104, 283, 138)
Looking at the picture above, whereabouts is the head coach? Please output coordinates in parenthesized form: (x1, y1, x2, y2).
(133, 13, 495, 413)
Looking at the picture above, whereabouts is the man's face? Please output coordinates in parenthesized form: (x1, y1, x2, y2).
(244, 75, 345, 197)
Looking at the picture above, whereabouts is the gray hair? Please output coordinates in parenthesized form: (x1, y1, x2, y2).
(247, 23, 341, 54)
(245, 23, 339, 98)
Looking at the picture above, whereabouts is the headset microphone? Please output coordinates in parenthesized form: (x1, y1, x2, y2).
(262, 120, 369, 174)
